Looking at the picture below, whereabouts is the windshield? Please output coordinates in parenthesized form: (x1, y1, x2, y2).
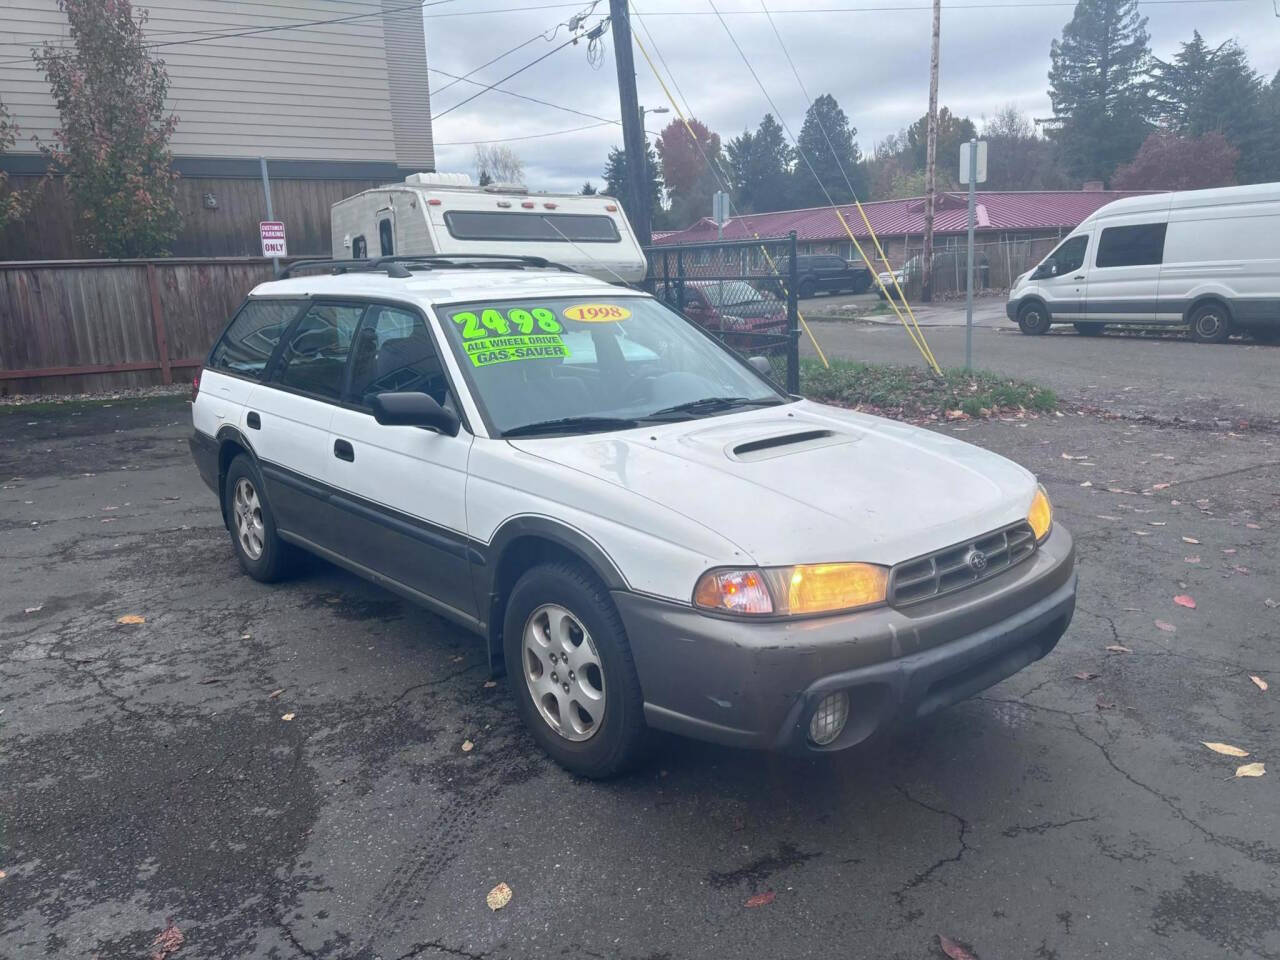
(437, 296, 787, 436)
(697, 280, 764, 307)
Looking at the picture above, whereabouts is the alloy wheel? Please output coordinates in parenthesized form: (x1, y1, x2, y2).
(233, 477, 265, 560)
(522, 603, 606, 742)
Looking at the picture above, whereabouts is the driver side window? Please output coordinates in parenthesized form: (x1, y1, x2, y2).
(1050, 235, 1088, 275)
(348, 305, 450, 408)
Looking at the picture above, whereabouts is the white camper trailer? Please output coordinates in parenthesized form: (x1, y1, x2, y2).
(330, 173, 648, 283)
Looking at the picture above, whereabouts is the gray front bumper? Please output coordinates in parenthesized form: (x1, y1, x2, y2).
(613, 524, 1075, 753)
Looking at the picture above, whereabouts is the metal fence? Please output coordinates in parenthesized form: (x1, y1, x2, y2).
(643, 232, 801, 392)
(894, 235, 1061, 300)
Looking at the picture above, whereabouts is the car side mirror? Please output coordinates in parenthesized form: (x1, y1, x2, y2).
(1031, 259, 1057, 280)
(748, 355, 773, 377)
(371, 392, 460, 436)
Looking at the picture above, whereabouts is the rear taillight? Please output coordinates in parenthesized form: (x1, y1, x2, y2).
(191, 369, 201, 402)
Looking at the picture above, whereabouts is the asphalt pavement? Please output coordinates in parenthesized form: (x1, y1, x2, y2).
(1, 371, 1278, 959)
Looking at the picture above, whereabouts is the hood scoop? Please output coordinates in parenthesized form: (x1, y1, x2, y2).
(729, 428, 853, 462)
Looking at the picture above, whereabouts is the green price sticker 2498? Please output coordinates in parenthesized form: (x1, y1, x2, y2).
(452, 307, 562, 339)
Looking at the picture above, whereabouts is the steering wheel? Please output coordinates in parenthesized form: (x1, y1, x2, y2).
(620, 374, 657, 403)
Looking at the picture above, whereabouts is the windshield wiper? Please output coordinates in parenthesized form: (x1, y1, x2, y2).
(502, 416, 640, 438)
(646, 396, 785, 419)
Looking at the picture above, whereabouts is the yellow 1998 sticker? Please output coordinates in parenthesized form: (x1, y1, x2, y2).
(563, 303, 632, 323)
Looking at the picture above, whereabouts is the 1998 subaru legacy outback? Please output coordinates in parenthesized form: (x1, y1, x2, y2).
(190, 254, 1076, 777)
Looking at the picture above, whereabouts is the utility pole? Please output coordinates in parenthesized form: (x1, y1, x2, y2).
(609, 0, 651, 247)
(921, 0, 940, 304)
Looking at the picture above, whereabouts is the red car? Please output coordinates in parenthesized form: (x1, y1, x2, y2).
(666, 280, 788, 350)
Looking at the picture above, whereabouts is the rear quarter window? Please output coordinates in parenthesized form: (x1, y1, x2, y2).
(207, 299, 304, 380)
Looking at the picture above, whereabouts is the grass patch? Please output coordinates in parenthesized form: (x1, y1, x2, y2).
(800, 358, 1056, 421)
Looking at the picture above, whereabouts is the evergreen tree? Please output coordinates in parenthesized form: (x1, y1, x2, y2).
(906, 107, 977, 178)
(726, 114, 793, 212)
(1047, 0, 1152, 183)
(580, 180, 597, 195)
(602, 144, 663, 227)
(791, 94, 867, 206)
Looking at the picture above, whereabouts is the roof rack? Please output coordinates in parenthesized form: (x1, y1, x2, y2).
(275, 253, 575, 280)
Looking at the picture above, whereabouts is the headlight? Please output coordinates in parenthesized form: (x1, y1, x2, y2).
(693, 562, 888, 617)
(1028, 485, 1053, 542)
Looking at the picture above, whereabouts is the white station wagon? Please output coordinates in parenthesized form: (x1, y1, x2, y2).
(190, 255, 1076, 777)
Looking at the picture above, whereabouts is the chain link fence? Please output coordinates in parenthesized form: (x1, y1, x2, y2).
(642, 233, 801, 392)
(890, 236, 1061, 301)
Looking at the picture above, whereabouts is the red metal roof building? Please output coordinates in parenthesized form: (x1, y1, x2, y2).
(653, 189, 1149, 263)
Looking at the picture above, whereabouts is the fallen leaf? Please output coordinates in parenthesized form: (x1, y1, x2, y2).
(24, 605, 43, 614)
(1061, 453, 1088, 460)
(281, 713, 295, 721)
(1079, 480, 1093, 487)
(451, 655, 465, 663)
(1152, 482, 1171, 490)
(268, 688, 284, 699)
(150, 920, 184, 960)
(461, 739, 474, 752)
(1232, 565, 1250, 575)
(1266, 599, 1279, 609)
(1133, 530, 1152, 537)
(240, 633, 252, 640)
(1181, 537, 1200, 544)
(1173, 595, 1196, 609)
(0, 869, 6, 879)
(745, 890, 776, 908)
(1223, 548, 1237, 555)
(1250, 675, 1268, 692)
(1097, 515, 1121, 521)
(1148, 521, 1166, 526)
(1073, 671, 1099, 681)
(1202, 741, 1249, 757)
(937, 934, 978, 960)
(1095, 696, 1116, 710)
(1234, 762, 1265, 778)
(1184, 556, 1200, 563)
(1246, 522, 1261, 529)
(196, 677, 224, 685)
(486, 881, 513, 910)
(483, 680, 497, 688)
(1106, 645, 1133, 653)
(945, 409, 969, 421)
(116, 614, 145, 624)
(1154, 620, 1177, 633)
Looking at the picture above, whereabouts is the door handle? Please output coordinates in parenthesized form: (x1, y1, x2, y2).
(246, 412, 260, 430)
(333, 439, 355, 462)
(1073, 275, 1085, 280)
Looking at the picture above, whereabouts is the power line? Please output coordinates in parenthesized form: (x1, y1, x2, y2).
(435, 120, 613, 146)
(427, 65, 622, 126)
(431, 33, 584, 120)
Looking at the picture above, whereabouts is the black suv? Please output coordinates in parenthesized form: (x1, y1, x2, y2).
(771, 254, 872, 298)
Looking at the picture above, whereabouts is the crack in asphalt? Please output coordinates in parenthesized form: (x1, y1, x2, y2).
(394, 940, 490, 960)
(1002, 815, 1099, 838)
(889, 785, 972, 908)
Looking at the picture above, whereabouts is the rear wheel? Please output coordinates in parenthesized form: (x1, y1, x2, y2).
(502, 562, 648, 778)
(223, 455, 295, 582)
(1073, 322, 1105, 336)
(798, 278, 816, 299)
(1188, 302, 1231, 344)
(1017, 302, 1051, 335)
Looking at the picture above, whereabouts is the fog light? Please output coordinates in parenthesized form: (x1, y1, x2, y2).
(808, 691, 850, 746)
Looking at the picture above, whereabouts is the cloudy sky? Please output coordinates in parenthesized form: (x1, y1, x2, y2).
(424, 0, 1280, 193)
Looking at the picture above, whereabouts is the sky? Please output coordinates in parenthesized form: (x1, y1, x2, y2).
(424, 0, 1280, 194)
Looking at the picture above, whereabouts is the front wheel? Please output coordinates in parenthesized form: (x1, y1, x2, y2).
(1188, 302, 1231, 344)
(503, 562, 648, 778)
(1073, 322, 1105, 336)
(797, 278, 816, 299)
(1017, 302, 1051, 335)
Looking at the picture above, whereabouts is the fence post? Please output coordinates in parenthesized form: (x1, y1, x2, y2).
(787, 231, 800, 394)
(145, 262, 173, 385)
(675, 249, 685, 316)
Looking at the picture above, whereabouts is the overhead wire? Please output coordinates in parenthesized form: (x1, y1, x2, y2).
(629, 4, 830, 368)
(758, 0, 931, 358)
(435, 120, 613, 146)
(431, 32, 584, 120)
(707, 0, 940, 372)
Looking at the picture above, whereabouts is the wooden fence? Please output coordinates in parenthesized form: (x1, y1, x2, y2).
(0, 257, 285, 395)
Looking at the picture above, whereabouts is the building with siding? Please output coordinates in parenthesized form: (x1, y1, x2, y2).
(0, 0, 434, 258)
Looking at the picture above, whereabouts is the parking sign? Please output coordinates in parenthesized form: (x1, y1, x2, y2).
(260, 221, 287, 257)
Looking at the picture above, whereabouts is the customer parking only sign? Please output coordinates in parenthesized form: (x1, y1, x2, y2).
(259, 221, 287, 258)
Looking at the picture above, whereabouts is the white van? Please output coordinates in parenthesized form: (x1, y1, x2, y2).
(1006, 182, 1280, 343)
(330, 172, 647, 284)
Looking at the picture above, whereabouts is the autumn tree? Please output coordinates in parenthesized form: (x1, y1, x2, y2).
(791, 94, 867, 206)
(0, 99, 37, 231)
(654, 117, 721, 227)
(34, 0, 180, 257)
(1111, 130, 1238, 190)
(725, 114, 792, 213)
(1047, 0, 1152, 182)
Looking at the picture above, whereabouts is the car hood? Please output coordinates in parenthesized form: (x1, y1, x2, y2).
(508, 400, 1038, 567)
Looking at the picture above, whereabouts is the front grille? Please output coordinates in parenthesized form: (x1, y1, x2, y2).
(888, 521, 1037, 607)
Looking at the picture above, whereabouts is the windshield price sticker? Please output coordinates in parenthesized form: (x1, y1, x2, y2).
(464, 334, 570, 368)
(452, 307, 563, 339)
(563, 303, 631, 323)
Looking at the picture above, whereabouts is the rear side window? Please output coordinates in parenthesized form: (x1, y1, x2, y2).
(352, 235, 367, 259)
(348, 305, 450, 406)
(274, 303, 365, 399)
(208, 299, 303, 380)
(443, 211, 620, 243)
(379, 218, 394, 256)
(1096, 223, 1167, 268)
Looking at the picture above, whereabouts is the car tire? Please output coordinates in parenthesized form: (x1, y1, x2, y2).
(798, 278, 816, 299)
(1188, 302, 1231, 344)
(1017, 302, 1051, 335)
(1073, 322, 1105, 336)
(223, 454, 295, 582)
(503, 561, 648, 779)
